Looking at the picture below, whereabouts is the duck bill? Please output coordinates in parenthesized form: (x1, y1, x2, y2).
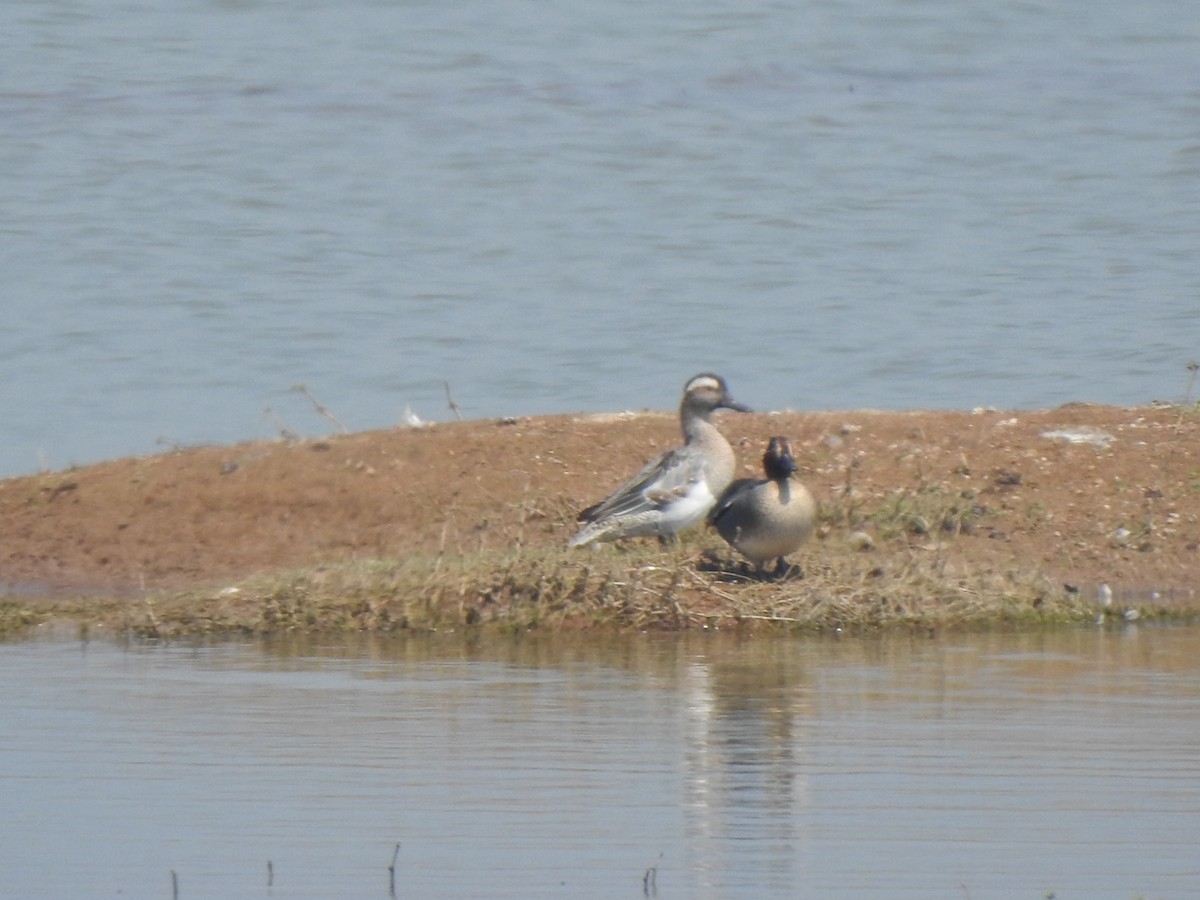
(721, 397, 752, 413)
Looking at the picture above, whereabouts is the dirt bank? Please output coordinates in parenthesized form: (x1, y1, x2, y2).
(2, 403, 1197, 635)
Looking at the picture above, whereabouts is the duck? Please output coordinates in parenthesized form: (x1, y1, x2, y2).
(568, 373, 751, 547)
(710, 436, 816, 578)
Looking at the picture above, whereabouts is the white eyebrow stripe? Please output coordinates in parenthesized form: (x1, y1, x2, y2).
(685, 375, 721, 392)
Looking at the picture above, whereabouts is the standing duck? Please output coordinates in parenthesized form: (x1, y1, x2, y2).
(710, 436, 816, 577)
(569, 373, 751, 547)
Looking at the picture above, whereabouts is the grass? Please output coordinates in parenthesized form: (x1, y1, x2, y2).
(18, 543, 1181, 643)
(4, 474, 1195, 641)
(0, 602, 41, 639)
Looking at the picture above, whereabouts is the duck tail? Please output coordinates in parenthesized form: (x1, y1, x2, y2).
(567, 521, 603, 548)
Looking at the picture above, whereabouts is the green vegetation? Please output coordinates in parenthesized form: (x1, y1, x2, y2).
(0, 602, 40, 639)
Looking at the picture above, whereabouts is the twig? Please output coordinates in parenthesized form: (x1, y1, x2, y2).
(292, 383, 348, 433)
(683, 567, 740, 602)
(388, 842, 401, 896)
(171, 869, 179, 900)
(642, 854, 662, 896)
(735, 613, 808, 624)
(144, 598, 161, 637)
(443, 380, 463, 421)
(1179, 361, 1200, 426)
(263, 407, 300, 442)
(267, 860, 273, 888)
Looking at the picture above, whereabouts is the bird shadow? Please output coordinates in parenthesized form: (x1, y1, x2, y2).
(696, 551, 804, 584)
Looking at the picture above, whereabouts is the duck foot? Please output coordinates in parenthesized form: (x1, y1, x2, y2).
(764, 558, 803, 582)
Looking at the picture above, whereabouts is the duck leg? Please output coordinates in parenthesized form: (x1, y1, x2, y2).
(771, 557, 802, 581)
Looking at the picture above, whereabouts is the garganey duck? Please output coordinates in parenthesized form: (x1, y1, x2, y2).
(569, 373, 751, 547)
(710, 435, 816, 577)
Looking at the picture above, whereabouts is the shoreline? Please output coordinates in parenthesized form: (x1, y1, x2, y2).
(2, 403, 1197, 638)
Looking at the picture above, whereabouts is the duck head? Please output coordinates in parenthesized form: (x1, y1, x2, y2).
(682, 373, 752, 414)
(763, 436, 798, 479)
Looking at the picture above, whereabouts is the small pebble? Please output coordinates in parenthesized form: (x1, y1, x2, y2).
(848, 531, 876, 552)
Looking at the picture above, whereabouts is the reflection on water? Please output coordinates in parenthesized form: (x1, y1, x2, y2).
(2, 627, 1199, 899)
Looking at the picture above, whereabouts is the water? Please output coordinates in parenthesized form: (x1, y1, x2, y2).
(2, 627, 1199, 899)
(4, 0, 1199, 477)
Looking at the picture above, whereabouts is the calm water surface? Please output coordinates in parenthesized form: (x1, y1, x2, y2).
(3, 0, 1200, 476)
(2, 627, 1198, 899)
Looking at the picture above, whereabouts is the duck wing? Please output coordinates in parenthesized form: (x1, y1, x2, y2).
(709, 477, 762, 525)
(578, 446, 707, 524)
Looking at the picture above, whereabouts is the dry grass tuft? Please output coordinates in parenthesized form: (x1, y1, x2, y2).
(0, 602, 40, 639)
